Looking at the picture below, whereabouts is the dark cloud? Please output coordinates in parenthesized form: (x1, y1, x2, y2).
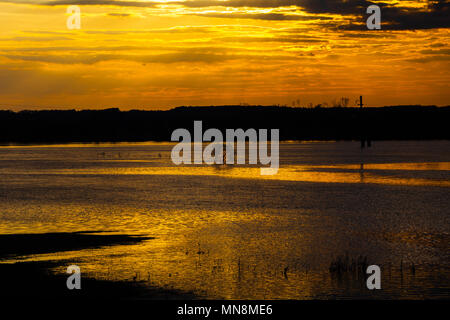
(1, 45, 300, 64)
(381, 0, 449, 30)
(218, 35, 327, 43)
(338, 32, 397, 39)
(419, 48, 450, 55)
(173, 0, 300, 8)
(107, 13, 131, 17)
(2, 0, 448, 30)
(2, 52, 236, 64)
(298, 0, 450, 30)
(407, 55, 450, 63)
(0, 36, 73, 41)
(185, 0, 450, 30)
(194, 12, 332, 21)
(0, 0, 158, 7)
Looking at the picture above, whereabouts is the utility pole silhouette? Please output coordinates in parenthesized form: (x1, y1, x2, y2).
(359, 95, 366, 182)
(359, 96, 372, 148)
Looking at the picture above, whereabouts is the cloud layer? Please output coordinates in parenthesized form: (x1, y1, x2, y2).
(0, 0, 448, 109)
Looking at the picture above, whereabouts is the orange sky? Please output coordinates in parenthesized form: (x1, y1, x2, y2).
(0, 0, 449, 110)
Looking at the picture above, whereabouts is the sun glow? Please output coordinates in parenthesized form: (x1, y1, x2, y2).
(0, 0, 448, 109)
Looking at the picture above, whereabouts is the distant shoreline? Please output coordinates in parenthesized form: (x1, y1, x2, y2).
(0, 139, 449, 148)
(1, 105, 449, 143)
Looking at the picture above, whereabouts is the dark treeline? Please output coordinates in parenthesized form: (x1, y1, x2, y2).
(0, 105, 449, 143)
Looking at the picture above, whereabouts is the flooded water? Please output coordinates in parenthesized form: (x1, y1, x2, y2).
(0, 141, 449, 299)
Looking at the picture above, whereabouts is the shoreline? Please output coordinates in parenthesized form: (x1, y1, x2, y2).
(0, 232, 198, 299)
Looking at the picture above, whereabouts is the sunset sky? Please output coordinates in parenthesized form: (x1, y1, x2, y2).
(0, 0, 449, 110)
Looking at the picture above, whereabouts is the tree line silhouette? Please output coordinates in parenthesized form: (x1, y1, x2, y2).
(0, 105, 448, 143)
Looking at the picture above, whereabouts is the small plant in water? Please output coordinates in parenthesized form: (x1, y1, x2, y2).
(329, 252, 369, 274)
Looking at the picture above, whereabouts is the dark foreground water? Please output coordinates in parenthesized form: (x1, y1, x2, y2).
(0, 141, 449, 299)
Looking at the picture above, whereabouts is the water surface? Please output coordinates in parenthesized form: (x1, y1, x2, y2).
(0, 141, 449, 299)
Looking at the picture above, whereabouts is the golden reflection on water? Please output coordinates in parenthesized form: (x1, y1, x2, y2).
(1, 142, 449, 299)
(2, 208, 324, 299)
(316, 162, 450, 171)
(2, 203, 448, 299)
(21, 162, 450, 187)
